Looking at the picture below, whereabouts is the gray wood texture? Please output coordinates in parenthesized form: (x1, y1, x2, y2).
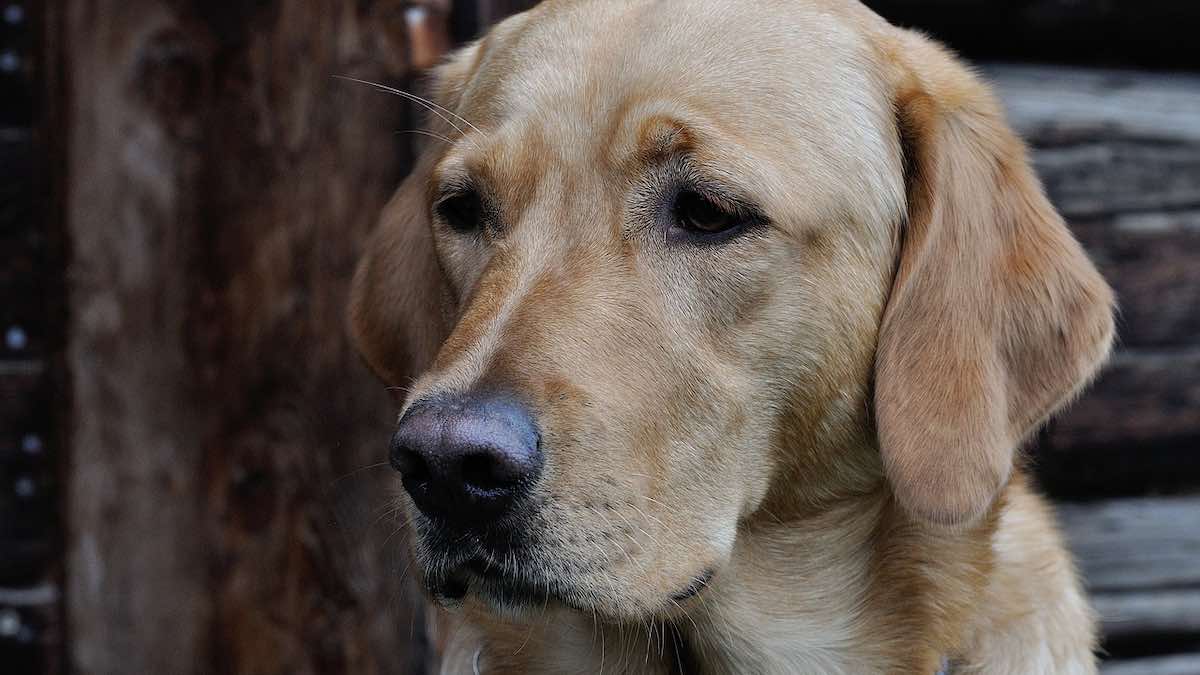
(1059, 496, 1200, 664)
(1103, 654, 1200, 675)
(1059, 497, 1200, 592)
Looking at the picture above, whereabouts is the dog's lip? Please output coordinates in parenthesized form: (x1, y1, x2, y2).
(431, 552, 718, 614)
(430, 556, 551, 607)
(670, 568, 715, 603)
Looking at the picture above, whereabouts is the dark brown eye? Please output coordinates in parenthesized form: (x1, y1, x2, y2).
(436, 190, 484, 233)
(674, 190, 738, 235)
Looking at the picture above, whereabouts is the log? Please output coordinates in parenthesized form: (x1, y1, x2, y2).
(1093, 590, 1200, 641)
(1051, 350, 1200, 451)
(1057, 497, 1200, 592)
(1058, 498, 1200, 665)
(53, 1, 442, 673)
(866, 1, 1200, 69)
(1102, 654, 1200, 675)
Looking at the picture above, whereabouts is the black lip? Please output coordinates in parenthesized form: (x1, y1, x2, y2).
(670, 569, 714, 602)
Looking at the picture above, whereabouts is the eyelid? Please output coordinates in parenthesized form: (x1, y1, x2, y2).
(435, 177, 475, 203)
(676, 181, 764, 225)
(669, 156, 763, 218)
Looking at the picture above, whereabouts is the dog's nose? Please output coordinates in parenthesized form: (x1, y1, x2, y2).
(390, 392, 542, 525)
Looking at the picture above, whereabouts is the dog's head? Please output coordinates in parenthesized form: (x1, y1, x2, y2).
(349, 0, 1113, 621)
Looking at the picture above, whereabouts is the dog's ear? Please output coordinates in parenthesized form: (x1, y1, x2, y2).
(347, 44, 481, 387)
(874, 35, 1115, 527)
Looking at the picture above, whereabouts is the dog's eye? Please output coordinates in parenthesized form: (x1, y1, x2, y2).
(436, 190, 484, 233)
(674, 190, 738, 235)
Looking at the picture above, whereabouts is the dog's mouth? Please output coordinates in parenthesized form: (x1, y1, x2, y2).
(413, 510, 720, 618)
(669, 568, 714, 603)
(425, 549, 717, 619)
(428, 555, 571, 614)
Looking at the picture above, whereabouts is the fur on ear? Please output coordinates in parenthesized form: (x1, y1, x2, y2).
(874, 33, 1115, 527)
(347, 43, 482, 387)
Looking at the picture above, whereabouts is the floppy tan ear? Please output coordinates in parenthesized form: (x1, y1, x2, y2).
(348, 172, 447, 387)
(874, 34, 1115, 527)
(347, 44, 481, 387)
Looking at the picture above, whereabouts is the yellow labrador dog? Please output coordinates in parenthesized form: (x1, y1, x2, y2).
(349, 1, 1114, 672)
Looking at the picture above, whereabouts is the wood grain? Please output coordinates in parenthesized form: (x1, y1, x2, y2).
(1059, 497, 1200, 593)
(55, 1, 441, 672)
(1093, 590, 1200, 640)
(1103, 654, 1200, 675)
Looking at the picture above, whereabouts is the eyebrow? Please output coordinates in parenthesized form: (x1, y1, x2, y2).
(634, 116, 696, 163)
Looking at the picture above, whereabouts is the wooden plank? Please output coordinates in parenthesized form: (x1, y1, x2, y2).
(1103, 653, 1200, 675)
(55, 1, 438, 673)
(989, 65, 1200, 147)
(866, 1, 1200, 69)
(1044, 349, 1200, 452)
(1072, 214, 1200, 350)
(1094, 590, 1200, 640)
(58, 3, 211, 672)
(1057, 497, 1200, 592)
(1034, 349, 1200, 497)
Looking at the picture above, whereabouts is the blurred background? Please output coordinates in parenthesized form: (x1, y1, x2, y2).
(1, 1, 1197, 673)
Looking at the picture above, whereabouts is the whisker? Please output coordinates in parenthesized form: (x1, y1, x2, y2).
(330, 461, 392, 486)
(396, 128, 455, 145)
(587, 505, 643, 572)
(334, 75, 485, 143)
(612, 506, 659, 549)
(628, 502, 667, 529)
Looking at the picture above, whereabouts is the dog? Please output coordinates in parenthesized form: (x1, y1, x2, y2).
(348, 1, 1114, 672)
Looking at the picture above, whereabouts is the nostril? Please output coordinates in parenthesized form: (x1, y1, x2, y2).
(461, 452, 506, 493)
(401, 448, 431, 484)
(389, 430, 431, 484)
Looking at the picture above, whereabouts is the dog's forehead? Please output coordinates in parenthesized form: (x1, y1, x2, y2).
(472, 2, 875, 118)
(455, 0, 904, 228)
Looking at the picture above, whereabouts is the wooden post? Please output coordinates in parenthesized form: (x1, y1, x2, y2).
(51, 1, 450, 672)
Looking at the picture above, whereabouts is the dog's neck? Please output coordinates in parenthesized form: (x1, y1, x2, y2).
(676, 488, 990, 675)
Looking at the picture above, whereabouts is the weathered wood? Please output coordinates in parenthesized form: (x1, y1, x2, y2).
(1058, 497, 1200, 592)
(1073, 214, 1200, 350)
(55, 1, 442, 673)
(1033, 349, 1200, 498)
(1043, 349, 1200, 454)
(1094, 590, 1200, 640)
(1102, 653, 1200, 675)
(866, 1, 1200, 69)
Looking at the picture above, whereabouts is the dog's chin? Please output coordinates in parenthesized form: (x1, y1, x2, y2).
(422, 552, 717, 622)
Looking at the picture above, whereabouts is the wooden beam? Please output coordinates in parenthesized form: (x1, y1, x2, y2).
(1058, 497, 1200, 592)
(55, 0, 438, 672)
(1042, 349, 1200, 455)
(1103, 653, 1200, 675)
(866, 1, 1200, 69)
(1094, 590, 1200, 640)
